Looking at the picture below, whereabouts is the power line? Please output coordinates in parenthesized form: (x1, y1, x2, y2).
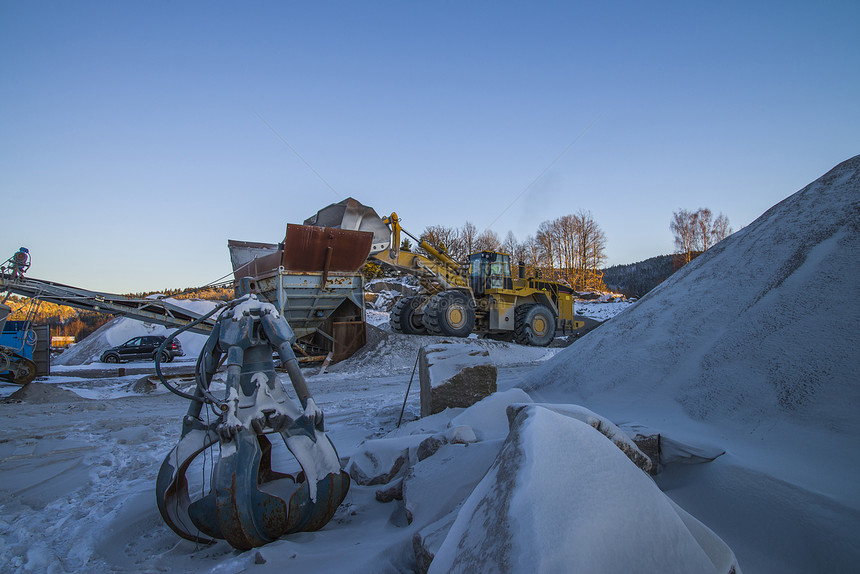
(482, 112, 604, 234)
(255, 112, 342, 199)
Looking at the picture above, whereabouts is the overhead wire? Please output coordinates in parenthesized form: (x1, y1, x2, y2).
(481, 112, 604, 235)
(255, 112, 342, 200)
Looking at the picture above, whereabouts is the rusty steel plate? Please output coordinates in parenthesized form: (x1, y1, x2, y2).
(227, 240, 284, 280)
(281, 225, 372, 272)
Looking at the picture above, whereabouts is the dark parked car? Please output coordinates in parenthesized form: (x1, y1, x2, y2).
(100, 336, 184, 364)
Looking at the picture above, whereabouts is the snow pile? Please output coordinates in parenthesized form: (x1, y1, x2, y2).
(576, 299, 635, 322)
(523, 154, 860, 431)
(520, 154, 860, 571)
(54, 298, 219, 365)
(430, 405, 738, 574)
(6, 382, 83, 403)
(328, 330, 560, 377)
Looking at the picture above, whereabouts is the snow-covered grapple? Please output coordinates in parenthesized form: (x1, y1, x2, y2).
(155, 288, 349, 550)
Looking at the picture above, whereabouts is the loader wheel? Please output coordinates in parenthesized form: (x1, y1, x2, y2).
(423, 291, 475, 338)
(514, 303, 555, 347)
(390, 296, 428, 335)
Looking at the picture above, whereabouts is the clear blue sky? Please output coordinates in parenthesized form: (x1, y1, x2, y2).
(2, 1, 858, 293)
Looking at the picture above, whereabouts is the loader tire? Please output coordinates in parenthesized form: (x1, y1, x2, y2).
(514, 303, 555, 347)
(422, 291, 475, 338)
(390, 296, 428, 335)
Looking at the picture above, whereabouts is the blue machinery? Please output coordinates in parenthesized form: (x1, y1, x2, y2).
(0, 248, 38, 385)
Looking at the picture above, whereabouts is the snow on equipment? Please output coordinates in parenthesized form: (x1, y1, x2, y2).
(155, 280, 349, 550)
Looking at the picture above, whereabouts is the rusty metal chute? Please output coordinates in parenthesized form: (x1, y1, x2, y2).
(227, 221, 375, 363)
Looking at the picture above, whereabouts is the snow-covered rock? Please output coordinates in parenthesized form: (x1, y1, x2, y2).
(510, 402, 653, 474)
(419, 342, 497, 417)
(429, 405, 741, 574)
(345, 434, 426, 486)
(449, 387, 532, 441)
(346, 426, 478, 487)
(403, 440, 501, 526)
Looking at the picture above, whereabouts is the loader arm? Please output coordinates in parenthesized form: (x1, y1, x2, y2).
(305, 198, 469, 293)
(371, 246, 469, 293)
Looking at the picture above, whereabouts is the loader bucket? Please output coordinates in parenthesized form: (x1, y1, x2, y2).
(304, 197, 391, 255)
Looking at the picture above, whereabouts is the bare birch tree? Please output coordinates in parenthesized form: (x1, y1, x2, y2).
(672, 208, 733, 265)
(419, 225, 462, 261)
(533, 211, 607, 290)
(671, 209, 699, 264)
(711, 213, 733, 244)
(459, 221, 478, 259)
(475, 229, 501, 252)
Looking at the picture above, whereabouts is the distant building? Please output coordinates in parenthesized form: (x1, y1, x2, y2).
(51, 336, 76, 349)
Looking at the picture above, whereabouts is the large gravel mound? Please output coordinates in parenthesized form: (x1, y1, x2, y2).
(521, 154, 860, 435)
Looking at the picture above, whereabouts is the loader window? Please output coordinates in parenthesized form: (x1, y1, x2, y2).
(469, 252, 513, 294)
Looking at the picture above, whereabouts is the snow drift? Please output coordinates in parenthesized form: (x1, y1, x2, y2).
(520, 154, 860, 572)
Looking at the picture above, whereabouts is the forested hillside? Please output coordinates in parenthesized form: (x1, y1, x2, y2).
(601, 254, 679, 298)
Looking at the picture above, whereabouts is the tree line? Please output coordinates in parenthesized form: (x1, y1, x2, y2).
(415, 210, 608, 291)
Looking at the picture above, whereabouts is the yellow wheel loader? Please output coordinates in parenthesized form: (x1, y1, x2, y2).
(305, 198, 584, 347)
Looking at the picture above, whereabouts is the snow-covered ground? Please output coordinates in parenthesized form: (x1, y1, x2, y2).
(0, 298, 635, 573)
(576, 298, 635, 322)
(0, 338, 557, 572)
(2, 156, 858, 573)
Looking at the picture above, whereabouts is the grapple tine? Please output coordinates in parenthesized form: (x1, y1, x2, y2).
(300, 470, 351, 532)
(155, 428, 220, 544)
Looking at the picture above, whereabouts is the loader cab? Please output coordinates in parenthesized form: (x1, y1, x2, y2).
(469, 251, 513, 295)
